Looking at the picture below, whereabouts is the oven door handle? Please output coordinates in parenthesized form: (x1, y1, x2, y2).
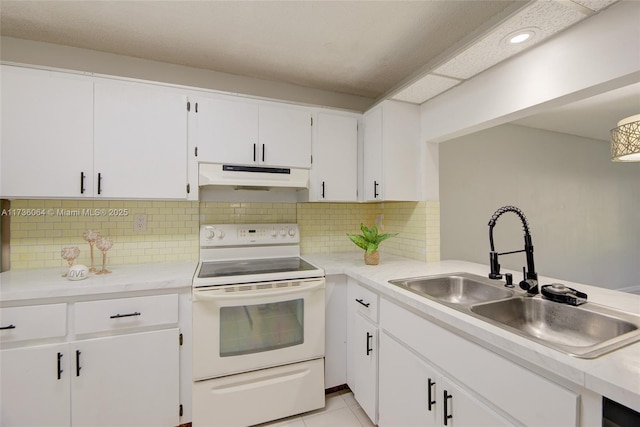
(193, 280, 324, 301)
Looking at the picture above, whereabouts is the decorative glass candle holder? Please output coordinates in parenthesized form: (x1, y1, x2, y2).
(61, 247, 80, 277)
(82, 229, 101, 273)
(95, 237, 114, 275)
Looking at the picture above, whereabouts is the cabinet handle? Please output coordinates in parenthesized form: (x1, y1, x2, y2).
(80, 172, 85, 194)
(355, 298, 370, 308)
(57, 352, 64, 380)
(262, 144, 265, 162)
(321, 181, 325, 199)
(0, 324, 16, 330)
(253, 144, 257, 162)
(444, 390, 453, 425)
(97, 173, 102, 195)
(428, 378, 435, 411)
(109, 311, 141, 319)
(366, 332, 373, 356)
(76, 350, 82, 377)
(374, 181, 379, 198)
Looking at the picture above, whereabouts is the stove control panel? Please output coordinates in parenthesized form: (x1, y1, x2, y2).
(200, 223, 299, 247)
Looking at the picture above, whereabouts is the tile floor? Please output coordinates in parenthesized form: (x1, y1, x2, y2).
(256, 390, 376, 427)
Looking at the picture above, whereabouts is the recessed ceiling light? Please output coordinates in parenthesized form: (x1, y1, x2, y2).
(502, 28, 539, 46)
(510, 32, 532, 44)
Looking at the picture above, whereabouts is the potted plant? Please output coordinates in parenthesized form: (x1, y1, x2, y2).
(347, 223, 397, 265)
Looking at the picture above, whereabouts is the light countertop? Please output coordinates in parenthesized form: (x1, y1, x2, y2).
(303, 252, 640, 412)
(0, 261, 196, 303)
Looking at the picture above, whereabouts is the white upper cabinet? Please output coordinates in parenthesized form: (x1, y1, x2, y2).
(93, 79, 189, 199)
(190, 98, 312, 169)
(1, 66, 190, 200)
(363, 100, 422, 201)
(258, 105, 312, 168)
(190, 97, 259, 165)
(1, 65, 94, 198)
(310, 112, 358, 202)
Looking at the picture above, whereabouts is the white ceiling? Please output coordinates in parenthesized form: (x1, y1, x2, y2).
(513, 82, 640, 142)
(0, 0, 637, 141)
(0, 0, 524, 99)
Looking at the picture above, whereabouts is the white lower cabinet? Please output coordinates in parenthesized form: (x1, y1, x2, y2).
(71, 329, 179, 427)
(352, 314, 378, 422)
(0, 294, 182, 427)
(379, 298, 579, 426)
(379, 333, 509, 427)
(346, 279, 379, 424)
(1, 343, 71, 426)
(379, 333, 437, 427)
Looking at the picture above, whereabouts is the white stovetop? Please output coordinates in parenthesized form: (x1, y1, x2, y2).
(303, 252, 640, 413)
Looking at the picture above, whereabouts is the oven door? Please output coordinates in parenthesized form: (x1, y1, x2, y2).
(192, 277, 325, 380)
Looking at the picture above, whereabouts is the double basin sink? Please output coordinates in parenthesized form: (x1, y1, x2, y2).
(388, 273, 640, 358)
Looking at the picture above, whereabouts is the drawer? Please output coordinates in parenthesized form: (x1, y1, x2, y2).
(0, 303, 67, 343)
(74, 294, 178, 335)
(351, 282, 379, 323)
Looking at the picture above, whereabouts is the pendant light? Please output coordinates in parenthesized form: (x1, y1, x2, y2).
(610, 114, 640, 162)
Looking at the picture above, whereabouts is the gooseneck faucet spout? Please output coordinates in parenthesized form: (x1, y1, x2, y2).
(488, 206, 539, 295)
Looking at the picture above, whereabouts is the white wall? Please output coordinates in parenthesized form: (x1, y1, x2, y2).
(440, 124, 640, 291)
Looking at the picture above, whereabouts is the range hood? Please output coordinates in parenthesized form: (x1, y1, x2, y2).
(199, 163, 309, 190)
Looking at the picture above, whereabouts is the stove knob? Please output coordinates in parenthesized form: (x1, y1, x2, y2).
(279, 228, 286, 237)
(217, 230, 225, 239)
(206, 229, 216, 240)
(270, 228, 278, 238)
(288, 228, 296, 237)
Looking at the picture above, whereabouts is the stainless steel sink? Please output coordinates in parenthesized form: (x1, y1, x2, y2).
(388, 272, 514, 306)
(388, 272, 640, 358)
(470, 297, 640, 358)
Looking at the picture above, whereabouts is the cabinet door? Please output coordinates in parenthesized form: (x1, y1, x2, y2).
(314, 113, 358, 201)
(1, 65, 94, 198)
(439, 376, 511, 427)
(72, 328, 179, 427)
(94, 80, 188, 199)
(363, 106, 383, 201)
(1, 343, 71, 426)
(258, 105, 312, 168)
(378, 332, 438, 427)
(191, 97, 259, 165)
(352, 314, 378, 424)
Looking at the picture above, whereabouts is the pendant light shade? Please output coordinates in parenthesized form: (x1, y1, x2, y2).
(611, 114, 640, 162)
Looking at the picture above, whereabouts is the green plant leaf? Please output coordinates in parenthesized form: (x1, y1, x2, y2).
(346, 233, 369, 251)
(347, 223, 397, 254)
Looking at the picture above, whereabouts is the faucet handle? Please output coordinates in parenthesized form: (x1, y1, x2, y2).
(489, 251, 502, 279)
(504, 273, 514, 288)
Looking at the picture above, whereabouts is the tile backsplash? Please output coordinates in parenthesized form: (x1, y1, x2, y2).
(7, 199, 440, 270)
(8, 200, 199, 270)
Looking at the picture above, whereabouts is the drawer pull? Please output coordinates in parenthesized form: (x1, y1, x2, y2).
(355, 298, 370, 308)
(57, 352, 64, 380)
(110, 311, 141, 319)
(444, 390, 453, 425)
(428, 378, 436, 411)
(0, 324, 16, 330)
(366, 332, 373, 356)
(76, 350, 82, 377)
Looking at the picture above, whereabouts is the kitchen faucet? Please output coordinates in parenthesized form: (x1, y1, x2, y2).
(488, 206, 539, 295)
